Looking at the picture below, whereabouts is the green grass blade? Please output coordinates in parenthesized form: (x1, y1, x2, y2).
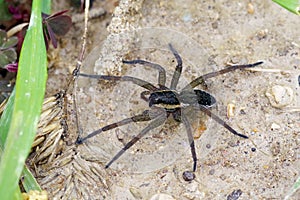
(41, 0, 51, 14)
(21, 166, 42, 192)
(0, 32, 43, 200)
(0, 0, 47, 199)
(273, 0, 300, 15)
(0, 89, 15, 149)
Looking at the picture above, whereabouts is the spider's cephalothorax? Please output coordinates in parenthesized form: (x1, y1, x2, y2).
(76, 44, 263, 173)
(149, 90, 181, 110)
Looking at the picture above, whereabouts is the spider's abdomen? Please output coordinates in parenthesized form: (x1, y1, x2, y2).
(179, 89, 216, 107)
(149, 90, 180, 110)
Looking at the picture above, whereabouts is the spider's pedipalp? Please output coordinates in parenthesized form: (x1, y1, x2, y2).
(140, 90, 151, 102)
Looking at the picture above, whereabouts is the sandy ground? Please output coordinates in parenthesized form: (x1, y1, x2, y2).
(31, 0, 299, 199)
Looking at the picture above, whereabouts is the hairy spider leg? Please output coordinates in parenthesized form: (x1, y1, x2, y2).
(76, 110, 153, 144)
(198, 105, 248, 138)
(123, 60, 167, 87)
(169, 44, 183, 90)
(105, 112, 167, 168)
(78, 73, 158, 91)
(182, 61, 263, 90)
(181, 112, 198, 172)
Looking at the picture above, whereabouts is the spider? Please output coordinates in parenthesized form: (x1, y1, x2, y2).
(76, 43, 263, 173)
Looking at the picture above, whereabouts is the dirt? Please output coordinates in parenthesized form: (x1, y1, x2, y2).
(35, 0, 299, 199)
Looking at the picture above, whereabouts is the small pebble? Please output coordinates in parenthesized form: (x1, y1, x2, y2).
(212, 21, 218, 29)
(227, 189, 243, 200)
(227, 103, 235, 118)
(251, 147, 256, 152)
(115, 129, 125, 141)
(239, 109, 246, 115)
(209, 169, 215, 175)
(150, 193, 175, 200)
(265, 85, 294, 108)
(256, 29, 268, 40)
(182, 171, 196, 181)
(247, 3, 254, 14)
(271, 122, 281, 130)
(129, 187, 142, 199)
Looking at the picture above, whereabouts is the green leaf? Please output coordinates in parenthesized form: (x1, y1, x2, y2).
(0, 0, 47, 199)
(2, 36, 18, 49)
(273, 0, 300, 15)
(0, 30, 6, 45)
(0, 49, 17, 68)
